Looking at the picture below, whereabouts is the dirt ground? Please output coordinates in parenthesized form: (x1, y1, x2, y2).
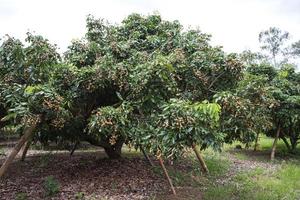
(1, 138, 285, 200)
(0, 141, 202, 200)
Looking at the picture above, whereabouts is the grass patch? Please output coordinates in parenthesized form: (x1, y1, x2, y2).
(253, 163, 300, 199)
(203, 163, 300, 200)
(202, 151, 231, 177)
(203, 137, 300, 200)
(152, 149, 231, 189)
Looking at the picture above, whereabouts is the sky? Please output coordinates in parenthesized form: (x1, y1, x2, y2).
(0, 0, 300, 57)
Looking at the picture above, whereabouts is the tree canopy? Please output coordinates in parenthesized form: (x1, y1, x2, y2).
(0, 14, 244, 160)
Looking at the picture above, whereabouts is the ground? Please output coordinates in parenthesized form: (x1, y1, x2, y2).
(0, 136, 299, 200)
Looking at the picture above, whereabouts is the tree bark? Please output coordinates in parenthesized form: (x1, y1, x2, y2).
(192, 143, 209, 173)
(254, 133, 259, 151)
(21, 139, 32, 161)
(0, 122, 37, 178)
(157, 155, 176, 195)
(270, 126, 280, 161)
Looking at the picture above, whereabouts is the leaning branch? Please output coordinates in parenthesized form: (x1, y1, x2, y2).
(0, 120, 38, 178)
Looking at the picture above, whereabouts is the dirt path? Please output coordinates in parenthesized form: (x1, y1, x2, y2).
(215, 149, 279, 185)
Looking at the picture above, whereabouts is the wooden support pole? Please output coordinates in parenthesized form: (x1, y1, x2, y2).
(192, 143, 209, 173)
(271, 126, 281, 161)
(0, 122, 37, 178)
(70, 141, 79, 157)
(21, 139, 32, 161)
(140, 147, 154, 167)
(157, 154, 176, 195)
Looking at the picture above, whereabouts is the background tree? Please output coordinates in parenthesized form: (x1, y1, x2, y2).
(259, 27, 290, 68)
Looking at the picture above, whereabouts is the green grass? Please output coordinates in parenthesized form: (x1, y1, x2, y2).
(146, 136, 300, 199)
(204, 163, 300, 200)
(117, 138, 300, 200)
(202, 137, 300, 200)
(253, 163, 300, 199)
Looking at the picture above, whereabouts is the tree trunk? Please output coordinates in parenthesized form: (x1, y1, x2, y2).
(140, 147, 154, 167)
(103, 137, 124, 159)
(254, 133, 259, 151)
(281, 137, 291, 152)
(245, 143, 250, 149)
(0, 122, 37, 178)
(290, 138, 298, 154)
(85, 135, 124, 159)
(158, 155, 176, 195)
(192, 143, 209, 173)
(270, 126, 280, 161)
(21, 139, 32, 161)
(104, 145, 122, 159)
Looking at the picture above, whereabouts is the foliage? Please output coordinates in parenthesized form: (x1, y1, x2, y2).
(290, 40, 300, 57)
(215, 29, 300, 153)
(61, 13, 243, 157)
(267, 65, 300, 152)
(129, 99, 222, 158)
(88, 103, 131, 145)
(11, 14, 300, 160)
(155, 99, 222, 156)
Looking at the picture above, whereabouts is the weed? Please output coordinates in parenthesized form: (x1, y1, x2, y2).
(43, 175, 60, 197)
(16, 192, 27, 200)
(75, 192, 85, 199)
